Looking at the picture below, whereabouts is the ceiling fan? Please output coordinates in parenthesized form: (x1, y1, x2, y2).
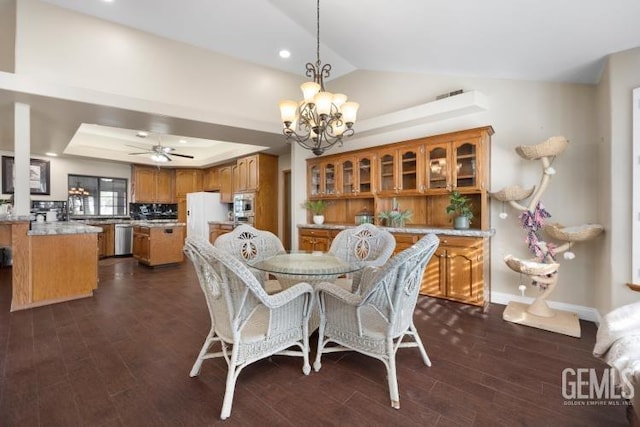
(127, 139, 194, 162)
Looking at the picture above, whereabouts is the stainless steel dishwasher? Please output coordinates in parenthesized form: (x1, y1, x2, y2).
(115, 223, 133, 256)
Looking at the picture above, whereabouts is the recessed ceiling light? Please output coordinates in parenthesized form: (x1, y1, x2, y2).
(45, 152, 58, 157)
(179, 139, 187, 144)
(102, 0, 114, 3)
(136, 131, 149, 138)
(279, 49, 291, 59)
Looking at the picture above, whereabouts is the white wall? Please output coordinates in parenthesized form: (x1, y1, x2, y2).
(596, 47, 640, 312)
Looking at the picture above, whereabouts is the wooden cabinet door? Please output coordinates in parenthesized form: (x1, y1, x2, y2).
(97, 228, 106, 258)
(219, 166, 233, 202)
(133, 166, 156, 202)
(246, 155, 259, 191)
(156, 168, 174, 202)
(421, 247, 447, 297)
(308, 161, 322, 198)
(175, 169, 203, 198)
(446, 244, 481, 303)
(322, 161, 337, 197)
(209, 224, 232, 243)
(232, 164, 239, 196)
(376, 148, 397, 196)
(298, 228, 332, 252)
(425, 143, 452, 194)
(338, 157, 354, 197)
(453, 138, 481, 191)
(236, 157, 248, 192)
(203, 167, 220, 191)
(177, 197, 187, 224)
(357, 155, 373, 196)
(132, 228, 150, 263)
(396, 146, 422, 194)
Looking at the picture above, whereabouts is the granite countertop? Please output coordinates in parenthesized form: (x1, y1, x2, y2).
(132, 221, 186, 228)
(297, 223, 495, 238)
(0, 216, 31, 224)
(209, 220, 237, 226)
(29, 222, 102, 236)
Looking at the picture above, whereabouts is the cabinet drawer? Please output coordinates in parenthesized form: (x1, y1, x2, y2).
(438, 236, 482, 248)
(299, 228, 332, 238)
(133, 226, 150, 236)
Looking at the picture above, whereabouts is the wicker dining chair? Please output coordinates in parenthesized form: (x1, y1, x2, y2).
(314, 233, 439, 409)
(184, 236, 313, 420)
(328, 223, 396, 293)
(214, 224, 285, 294)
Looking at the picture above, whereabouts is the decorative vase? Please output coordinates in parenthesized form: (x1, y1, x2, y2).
(313, 215, 325, 225)
(453, 216, 470, 229)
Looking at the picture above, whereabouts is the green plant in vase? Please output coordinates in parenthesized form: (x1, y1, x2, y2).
(446, 191, 473, 229)
(302, 199, 328, 224)
(377, 209, 413, 228)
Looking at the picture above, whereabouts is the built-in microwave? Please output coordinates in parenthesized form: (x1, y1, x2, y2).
(233, 193, 255, 221)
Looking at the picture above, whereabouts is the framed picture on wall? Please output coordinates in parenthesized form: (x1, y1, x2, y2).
(1, 156, 51, 195)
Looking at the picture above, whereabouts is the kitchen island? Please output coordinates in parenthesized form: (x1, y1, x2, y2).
(132, 222, 185, 266)
(0, 219, 101, 311)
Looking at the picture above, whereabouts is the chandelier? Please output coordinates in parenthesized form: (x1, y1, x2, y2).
(279, 0, 359, 156)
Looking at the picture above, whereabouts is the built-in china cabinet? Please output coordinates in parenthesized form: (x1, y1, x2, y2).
(302, 126, 493, 310)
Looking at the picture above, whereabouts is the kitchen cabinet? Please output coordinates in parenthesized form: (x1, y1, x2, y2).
(376, 146, 422, 196)
(304, 126, 493, 229)
(219, 164, 234, 203)
(133, 225, 185, 266)
(298, 228, 336, 252)
(209, 223, 234, 243)
(175, 168, 204, 197)
(203, 167, 220, 191)
(420, 235, 488, 310)
(235, 154, 274, 193)
(308, 159, 338, 198)
(132, 165, 174, 203)
(92, 223, 115, 258)
(425, 137, 484, 194)
(338, 154, 374, 197)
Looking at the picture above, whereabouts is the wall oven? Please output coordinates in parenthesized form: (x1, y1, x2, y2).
(233, 193, 255, 223)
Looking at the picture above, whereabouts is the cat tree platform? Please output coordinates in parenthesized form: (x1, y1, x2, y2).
(502, 255, 581, 338)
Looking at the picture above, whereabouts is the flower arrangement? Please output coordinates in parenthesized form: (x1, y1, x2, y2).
(377, 209, 413, 227)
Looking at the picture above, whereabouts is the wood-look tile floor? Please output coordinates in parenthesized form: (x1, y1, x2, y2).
(0, 258, 629, 426)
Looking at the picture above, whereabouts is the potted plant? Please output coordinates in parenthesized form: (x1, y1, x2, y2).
(377, 209, 413, 228)
(302, 199, 328, 224)
(446, 191, 473, 229)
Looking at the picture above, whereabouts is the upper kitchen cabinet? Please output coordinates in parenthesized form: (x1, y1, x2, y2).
(308, 159, 339, 198)
(375, 145, 422, 196)
(425, 128, 492, 194)
(219, 164, 234, 203)
(175, 169, 204, 197)
(132, 165, 174, 203)
(235, 153, 278, 193)
(203, 167, 220, 191)
(337, 154, 374, 198)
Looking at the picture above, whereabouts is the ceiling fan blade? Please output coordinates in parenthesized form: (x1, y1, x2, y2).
(128, 152, 151, 155)
(126, 144, 150, 151)
(169, 153, 194, 159)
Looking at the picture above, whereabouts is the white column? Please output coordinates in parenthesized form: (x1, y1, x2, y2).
(14, 102, 31, 216)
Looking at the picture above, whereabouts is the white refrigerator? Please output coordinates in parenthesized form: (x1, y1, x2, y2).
(186, 192, 230, 240)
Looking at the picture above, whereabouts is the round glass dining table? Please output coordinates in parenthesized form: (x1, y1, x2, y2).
(250, 251, 361, 289)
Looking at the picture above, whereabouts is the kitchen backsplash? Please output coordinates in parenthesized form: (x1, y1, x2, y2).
(129, 203, 178, 220)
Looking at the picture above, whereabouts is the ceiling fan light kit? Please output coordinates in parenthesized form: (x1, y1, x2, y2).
(127, 135, 194, 163)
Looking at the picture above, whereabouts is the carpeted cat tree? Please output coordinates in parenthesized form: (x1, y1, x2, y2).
(491, 136, 603, 338)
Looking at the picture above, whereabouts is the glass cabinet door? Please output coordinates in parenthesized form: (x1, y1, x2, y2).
(454, 141, 478, 190)
(324, 162, 336, 196)
(398, 148, 419, 193)
(378, 151, 396, 194)
(426, 144, 450, 192)
(309, 164, 321, 197)
(358, 156, 372, 195)
(341, 160, 354, 196)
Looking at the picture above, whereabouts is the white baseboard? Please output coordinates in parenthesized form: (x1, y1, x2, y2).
(491, 291, 602, 325)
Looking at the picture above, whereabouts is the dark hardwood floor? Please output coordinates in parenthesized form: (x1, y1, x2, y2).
(0, 258, 629, 426)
